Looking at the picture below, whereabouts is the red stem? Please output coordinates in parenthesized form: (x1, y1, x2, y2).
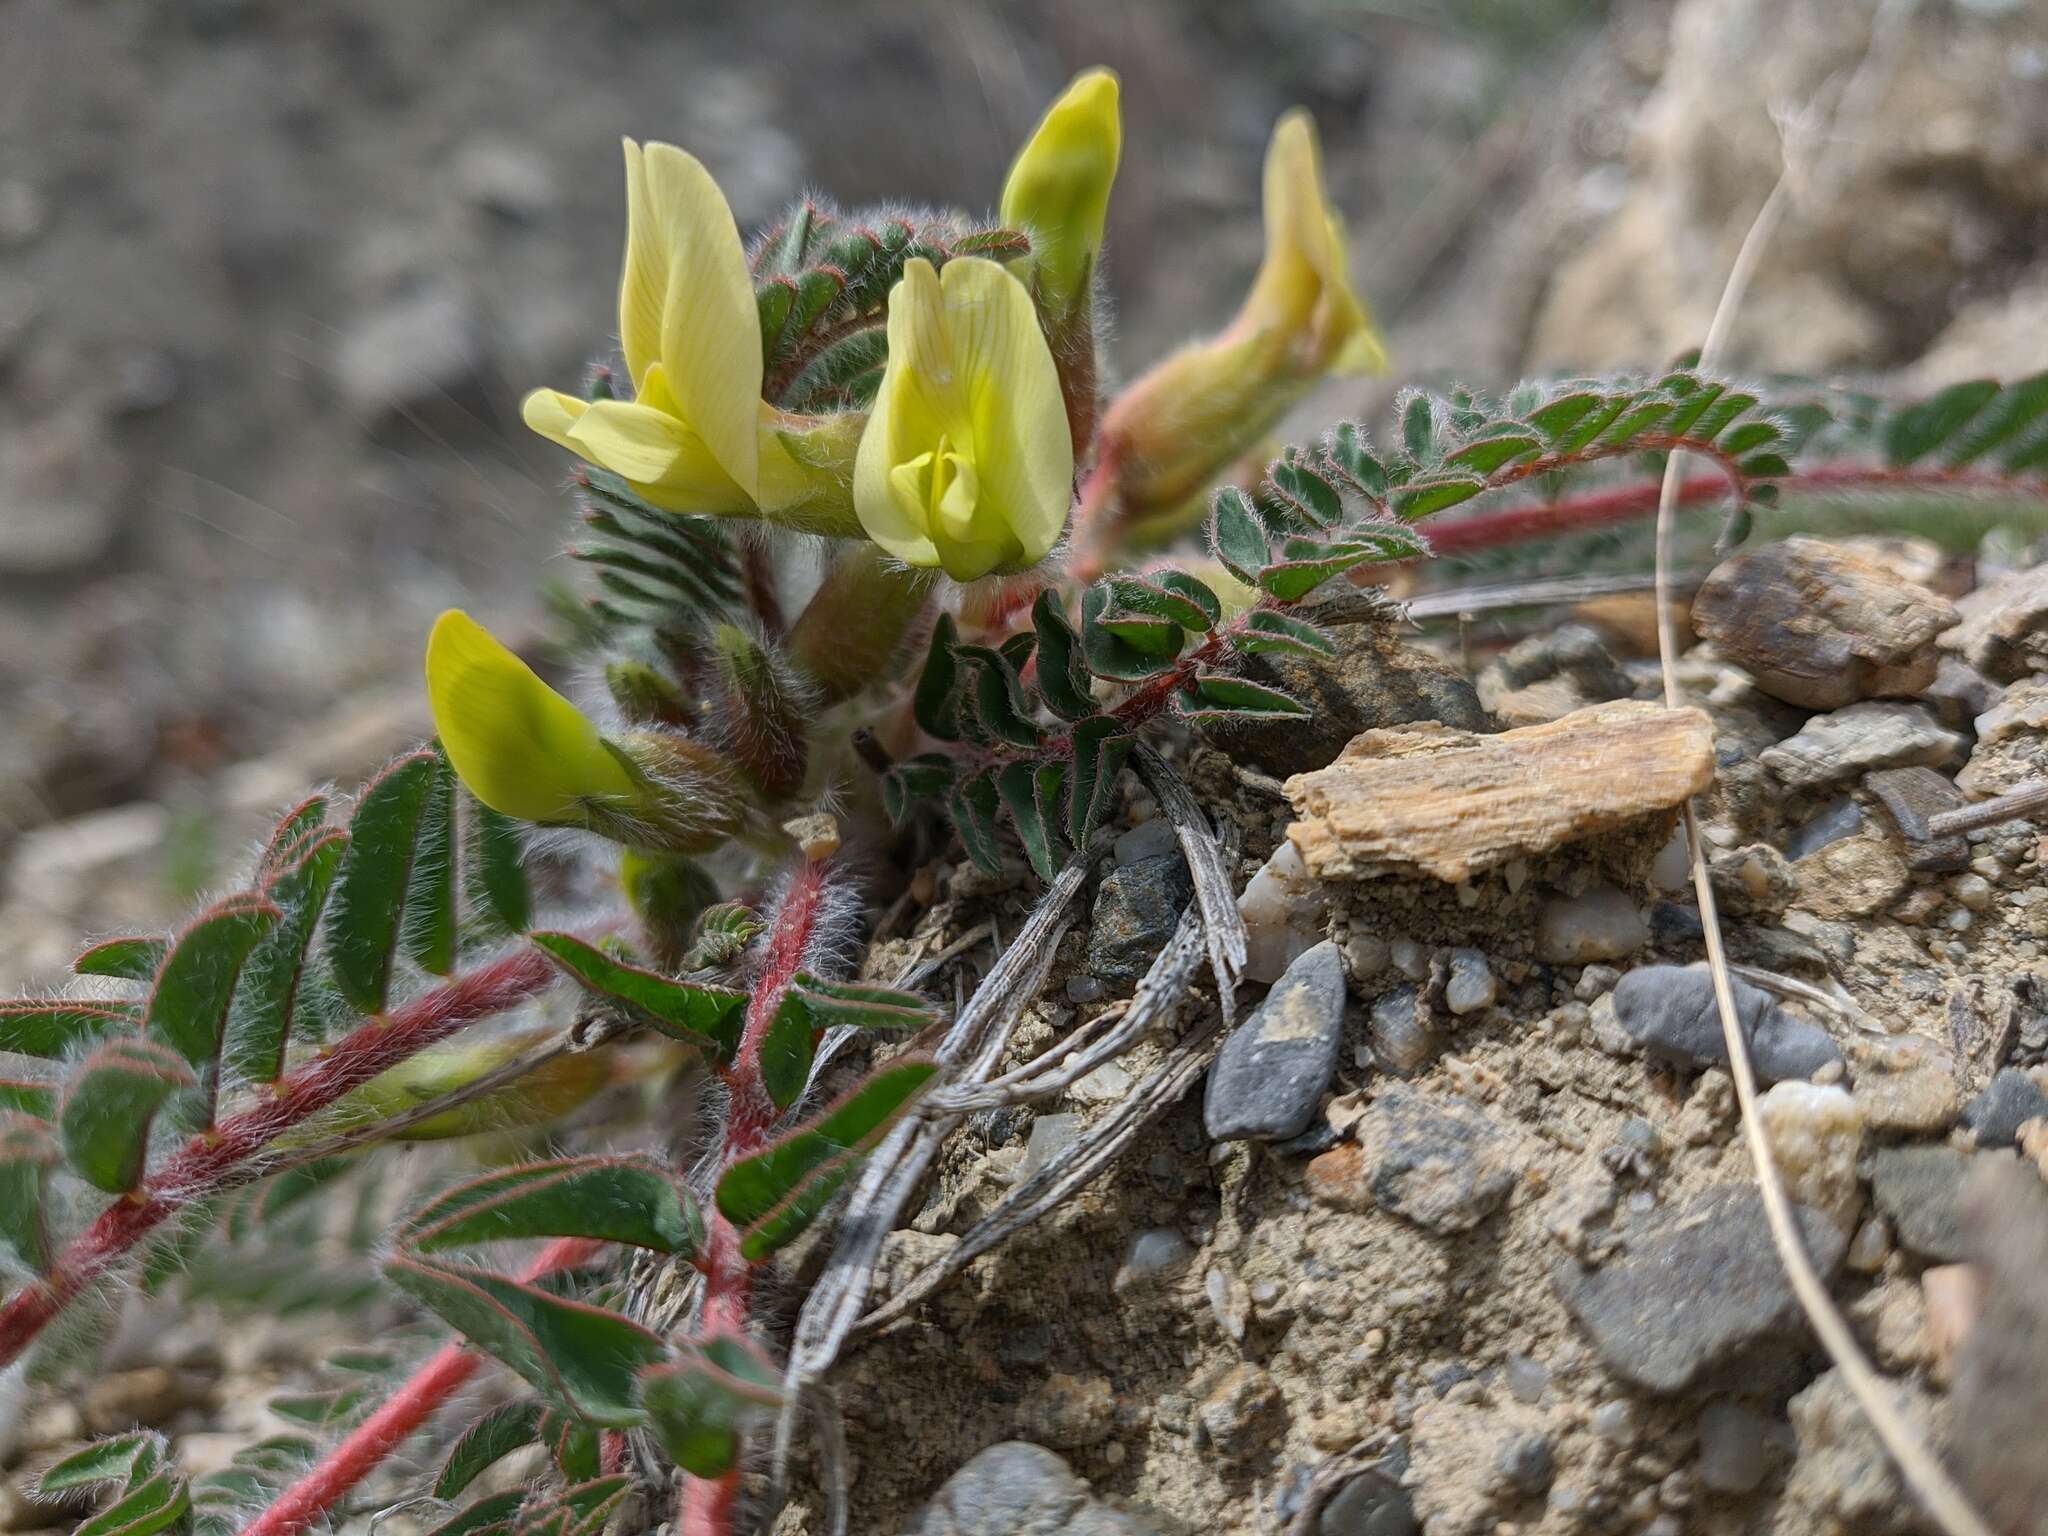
(1424, 461, 2048, 555)
(0, 945, 559, 1369)
(237, 1236, 600, 1536)
(680, 859, 829, 1536)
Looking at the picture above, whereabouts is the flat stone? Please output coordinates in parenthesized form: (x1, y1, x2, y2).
(1963, 1068, 2048, 1148)
(1536, 885, 1648, 964)
(1759, 702, 1965, 791)
(1309, 1083, 1518, 1232)
(1864, 766, 1970, 872)
(1944, 562, 2048, 682)
(1086, 851, 1193, 986)
(1692, 536, 1958, 709)
(904, 1441, 1162, 1536)
(1551, 1185, 1848, 1394)
(1957, 677, 2048, 797)
(1924, 654, 2003, 730)
(1318, 1444, 1417, 1536)
(1205, 618, 1490, 777)
(1868, 1145, 1983, 1262)
(1612, 965, 1842, 1083)
(1286, 701, 1715, 884)
(1204, 940, 1346, 1142)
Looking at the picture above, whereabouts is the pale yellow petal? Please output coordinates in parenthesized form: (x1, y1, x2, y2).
(521, 388, 591, 455)
(942, 257, 1073, 566)
(1000, 67, 1122, 312)
(425, 609, 638, 825)
(617, 139, 665, 390)
(639, 142, 762, 499)
(854, 357, 942, 567)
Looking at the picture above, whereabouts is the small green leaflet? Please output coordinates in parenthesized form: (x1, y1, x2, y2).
(639, 1333, 782, 1477)
(530, 932, 747, 1058)
(397, 1153, 703, 1260)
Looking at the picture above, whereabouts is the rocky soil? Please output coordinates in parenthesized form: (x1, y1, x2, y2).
(3, 1, 2047, 1535)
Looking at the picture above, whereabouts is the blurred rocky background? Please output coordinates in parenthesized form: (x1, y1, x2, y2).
(0, 0, 2043, 983)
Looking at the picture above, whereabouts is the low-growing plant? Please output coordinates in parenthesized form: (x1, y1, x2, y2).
(8, 65, 2048, 1536)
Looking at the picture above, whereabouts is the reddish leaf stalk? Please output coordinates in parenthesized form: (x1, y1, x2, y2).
(236, 1236, 600, 1536)
(0, 945, 558, 1369)
(681, 858, 829, 1536)
(1405, 461, 2048, 556)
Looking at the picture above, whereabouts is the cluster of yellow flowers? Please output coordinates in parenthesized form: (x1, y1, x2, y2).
(428, 67, 1384, 845)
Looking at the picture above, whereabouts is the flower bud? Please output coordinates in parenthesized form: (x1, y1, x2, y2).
(426, 609, 640, 826)
(1099, 110, 1387, 521)
(853, 257, 1074, 581)
(1000, 68, 1121, 321)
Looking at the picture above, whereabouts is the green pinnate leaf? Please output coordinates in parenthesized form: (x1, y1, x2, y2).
(759, 991, 817, 1112)
(423, 1491, 526, 1536)
(466, 799, 533, 937)
(958, 646, 1042, 749)
(950, 771, 1004, 875)
(1106, 576, 1215, 633)
(1950, 371, 2048, 465)
(715, 1058, 939, 1258)
(1236, 610, 1337, 658)
(399, 1153, 702, 1259)
(1031, 591, 1094, 722)
(529, 932, 746, 1058)
(1444, 433, 1540, 474)
(1207, 486, 1270, 586)
(1689, 390, 1759, 442)
(913, 613, 963, 742)
(225, 829, 346, 1084)
(145, 892, 281, 1070)
(1717, 419, 1782, 457)
(1389, 475, 1486, 520)
(1525, 390, 1601, 441)
(1594, 400, 1673, 448)
(402, 750, 460, 977)
(1082, 583, 1181, 682)
(72, 1470, 189, 1536)
(1885, 378, 2001, 465)
(881, 754, 954, 825)
(327, 752, 444, 1015)
(997, 761, 1064, 882)
(1065, 716, 1132, 849)
(1400, 391, 1437, 462)
(0, 1114, 56, 1271)
(73, 937, 167, 984)
(383, 1257, 666, 1426)
(639, 1333, 782, 1478)
(435, 1400, 545, 1499)
(1324, 422, 1387, 498)
(1266, 451, 1343, 528)
(0, 1000, 133, 1060)
(60, 1038, 194, 1194)
(39, 1433, 168, 1496)
(786, 974, 932, 1032)
(0, 1079, 55, 1118)
(1181, 672, 1310, 720)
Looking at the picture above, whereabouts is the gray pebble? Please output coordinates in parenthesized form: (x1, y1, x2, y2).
(1114, 1228, 1194, 1291)
(1085, 852, 1194, 985)
(1696, 1399, 1771, 1494)
(1444, 949, 1497, 1015)
(1504, 1354, 1549, 1405)
(1963, 1068, 2048, 1147)
(1612, 965, 1842, 1084)
(1552, 1185, 1848, 1394)
(904, 1441, 1163, 1536)
(1353, 1083, 1517, 1233)
(1205, 941, 1347, 1142)
(1112, 817, 1179, 866)
(1494, 1433, 1554, 1496)
(1868, 1144, 1983, 1261)
(1318, 1442, 1416, 1536)
(1783, 797, 1864, 861)
(1369, 985, 1434, 1075)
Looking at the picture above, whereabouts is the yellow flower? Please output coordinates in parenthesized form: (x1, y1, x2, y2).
(521, 140, 830, 519)
(854, 257, 1074, 582)
(1000, 68, 1121, 319)
(426, 609, 639, 825)
(1099, 110, 1387, 519)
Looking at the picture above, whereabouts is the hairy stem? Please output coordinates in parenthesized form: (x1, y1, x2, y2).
(680, 859, 828, 1536)
(0, 946, 559, 1369)
(234, 1236, 601, 1536)
(1425, 461, 2048, 555)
